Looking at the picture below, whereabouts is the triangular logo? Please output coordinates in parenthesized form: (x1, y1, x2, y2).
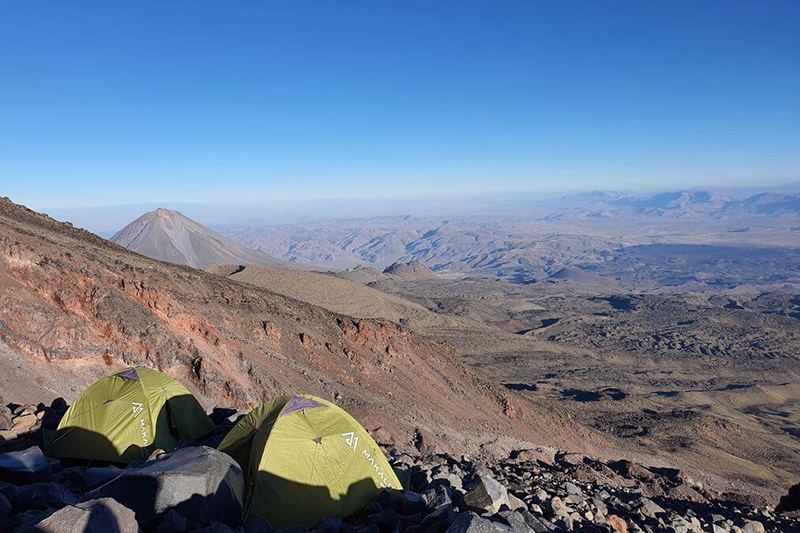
(342, 431, 359, 451)
(132, 402, 144, 418)
(342, 431, 355, 446)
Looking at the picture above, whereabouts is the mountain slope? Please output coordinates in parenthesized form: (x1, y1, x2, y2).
(111, 208, 300, 270)
(0, 197, 592, 457)
(208, 264, 447, 329)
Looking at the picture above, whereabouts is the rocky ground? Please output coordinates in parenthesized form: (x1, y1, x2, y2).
(1, 399, 799, 533)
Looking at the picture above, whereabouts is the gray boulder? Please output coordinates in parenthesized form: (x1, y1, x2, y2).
(742, 520, 766, 533)
(375, 489, 427, 515)
(563, 482, 582, 496)
(496, 510, 533, 533)
(0, 446, 52, 484)
(86, 445, 244, 529)
(445, 512, 511, 533)
(519, 512, 557, 533)
(464, 476, 510, 514)
(636, 497, 665, 518)
(421, 505, 457, 530)
(424, 483, 454, 510)
(18, 481, 77, 511)
(13, 497, 138, 533)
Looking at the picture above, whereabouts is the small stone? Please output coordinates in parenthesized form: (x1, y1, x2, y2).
(547, 497, 569, 516)
(563, 482, 582, 496)
(147, 448, 168, 461)
(636, 498, 665, 518)
(7, 413, 37, 435)
(591, 497, 607, 518)
(433, 473, 464, 492)
(507, 493, 527, 511)
(13, 405, 37, 417)
(605, 515, 627, 533)
(741, 521, 765, 533)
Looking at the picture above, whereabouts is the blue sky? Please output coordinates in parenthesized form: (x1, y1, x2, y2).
(1, 0, 799, 210)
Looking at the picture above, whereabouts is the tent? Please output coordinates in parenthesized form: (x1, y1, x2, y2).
(218, 394, 402, 528)
(47, 367, 215, 463)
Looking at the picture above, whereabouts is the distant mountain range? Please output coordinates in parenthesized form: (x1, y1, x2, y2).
(217, 188, 800, 285)
(110, 208, 300, 270)
(103, 187, 800, 286)
(541, 189, 800, 220)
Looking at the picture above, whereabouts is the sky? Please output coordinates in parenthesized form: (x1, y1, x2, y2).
(1, 0, 799, 212)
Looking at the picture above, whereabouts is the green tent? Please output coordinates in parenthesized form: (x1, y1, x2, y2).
(47, 367, 215, 463)
(218, 394, 402, 528)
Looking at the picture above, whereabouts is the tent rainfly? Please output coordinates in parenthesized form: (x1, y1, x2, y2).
(47, 367, 215, 463)
(218, 394, 402, 528)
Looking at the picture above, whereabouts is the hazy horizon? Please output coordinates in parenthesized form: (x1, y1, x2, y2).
(31, 179, 800, 236)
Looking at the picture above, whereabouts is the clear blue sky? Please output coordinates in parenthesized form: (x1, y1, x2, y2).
(1, 0, 799, 209)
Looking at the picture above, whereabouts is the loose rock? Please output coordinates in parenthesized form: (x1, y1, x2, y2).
(463, 476, 510, 514)
(14, 497, 138, 533)
(86, 445, 244, 529)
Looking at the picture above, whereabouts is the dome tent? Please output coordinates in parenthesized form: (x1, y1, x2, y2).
(218, 394, 402, 528)
(47, 367, 215, 463)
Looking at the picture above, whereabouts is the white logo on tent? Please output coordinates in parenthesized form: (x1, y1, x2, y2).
(342, 431, 358, 451)
(132, 402, 149, 446)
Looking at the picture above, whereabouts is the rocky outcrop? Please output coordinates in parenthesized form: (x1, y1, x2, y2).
(383, 261, 438, 281)
(0, 405, 798, 533)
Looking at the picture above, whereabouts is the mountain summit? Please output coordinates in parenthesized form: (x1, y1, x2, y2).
(111, 208, 292, 270)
